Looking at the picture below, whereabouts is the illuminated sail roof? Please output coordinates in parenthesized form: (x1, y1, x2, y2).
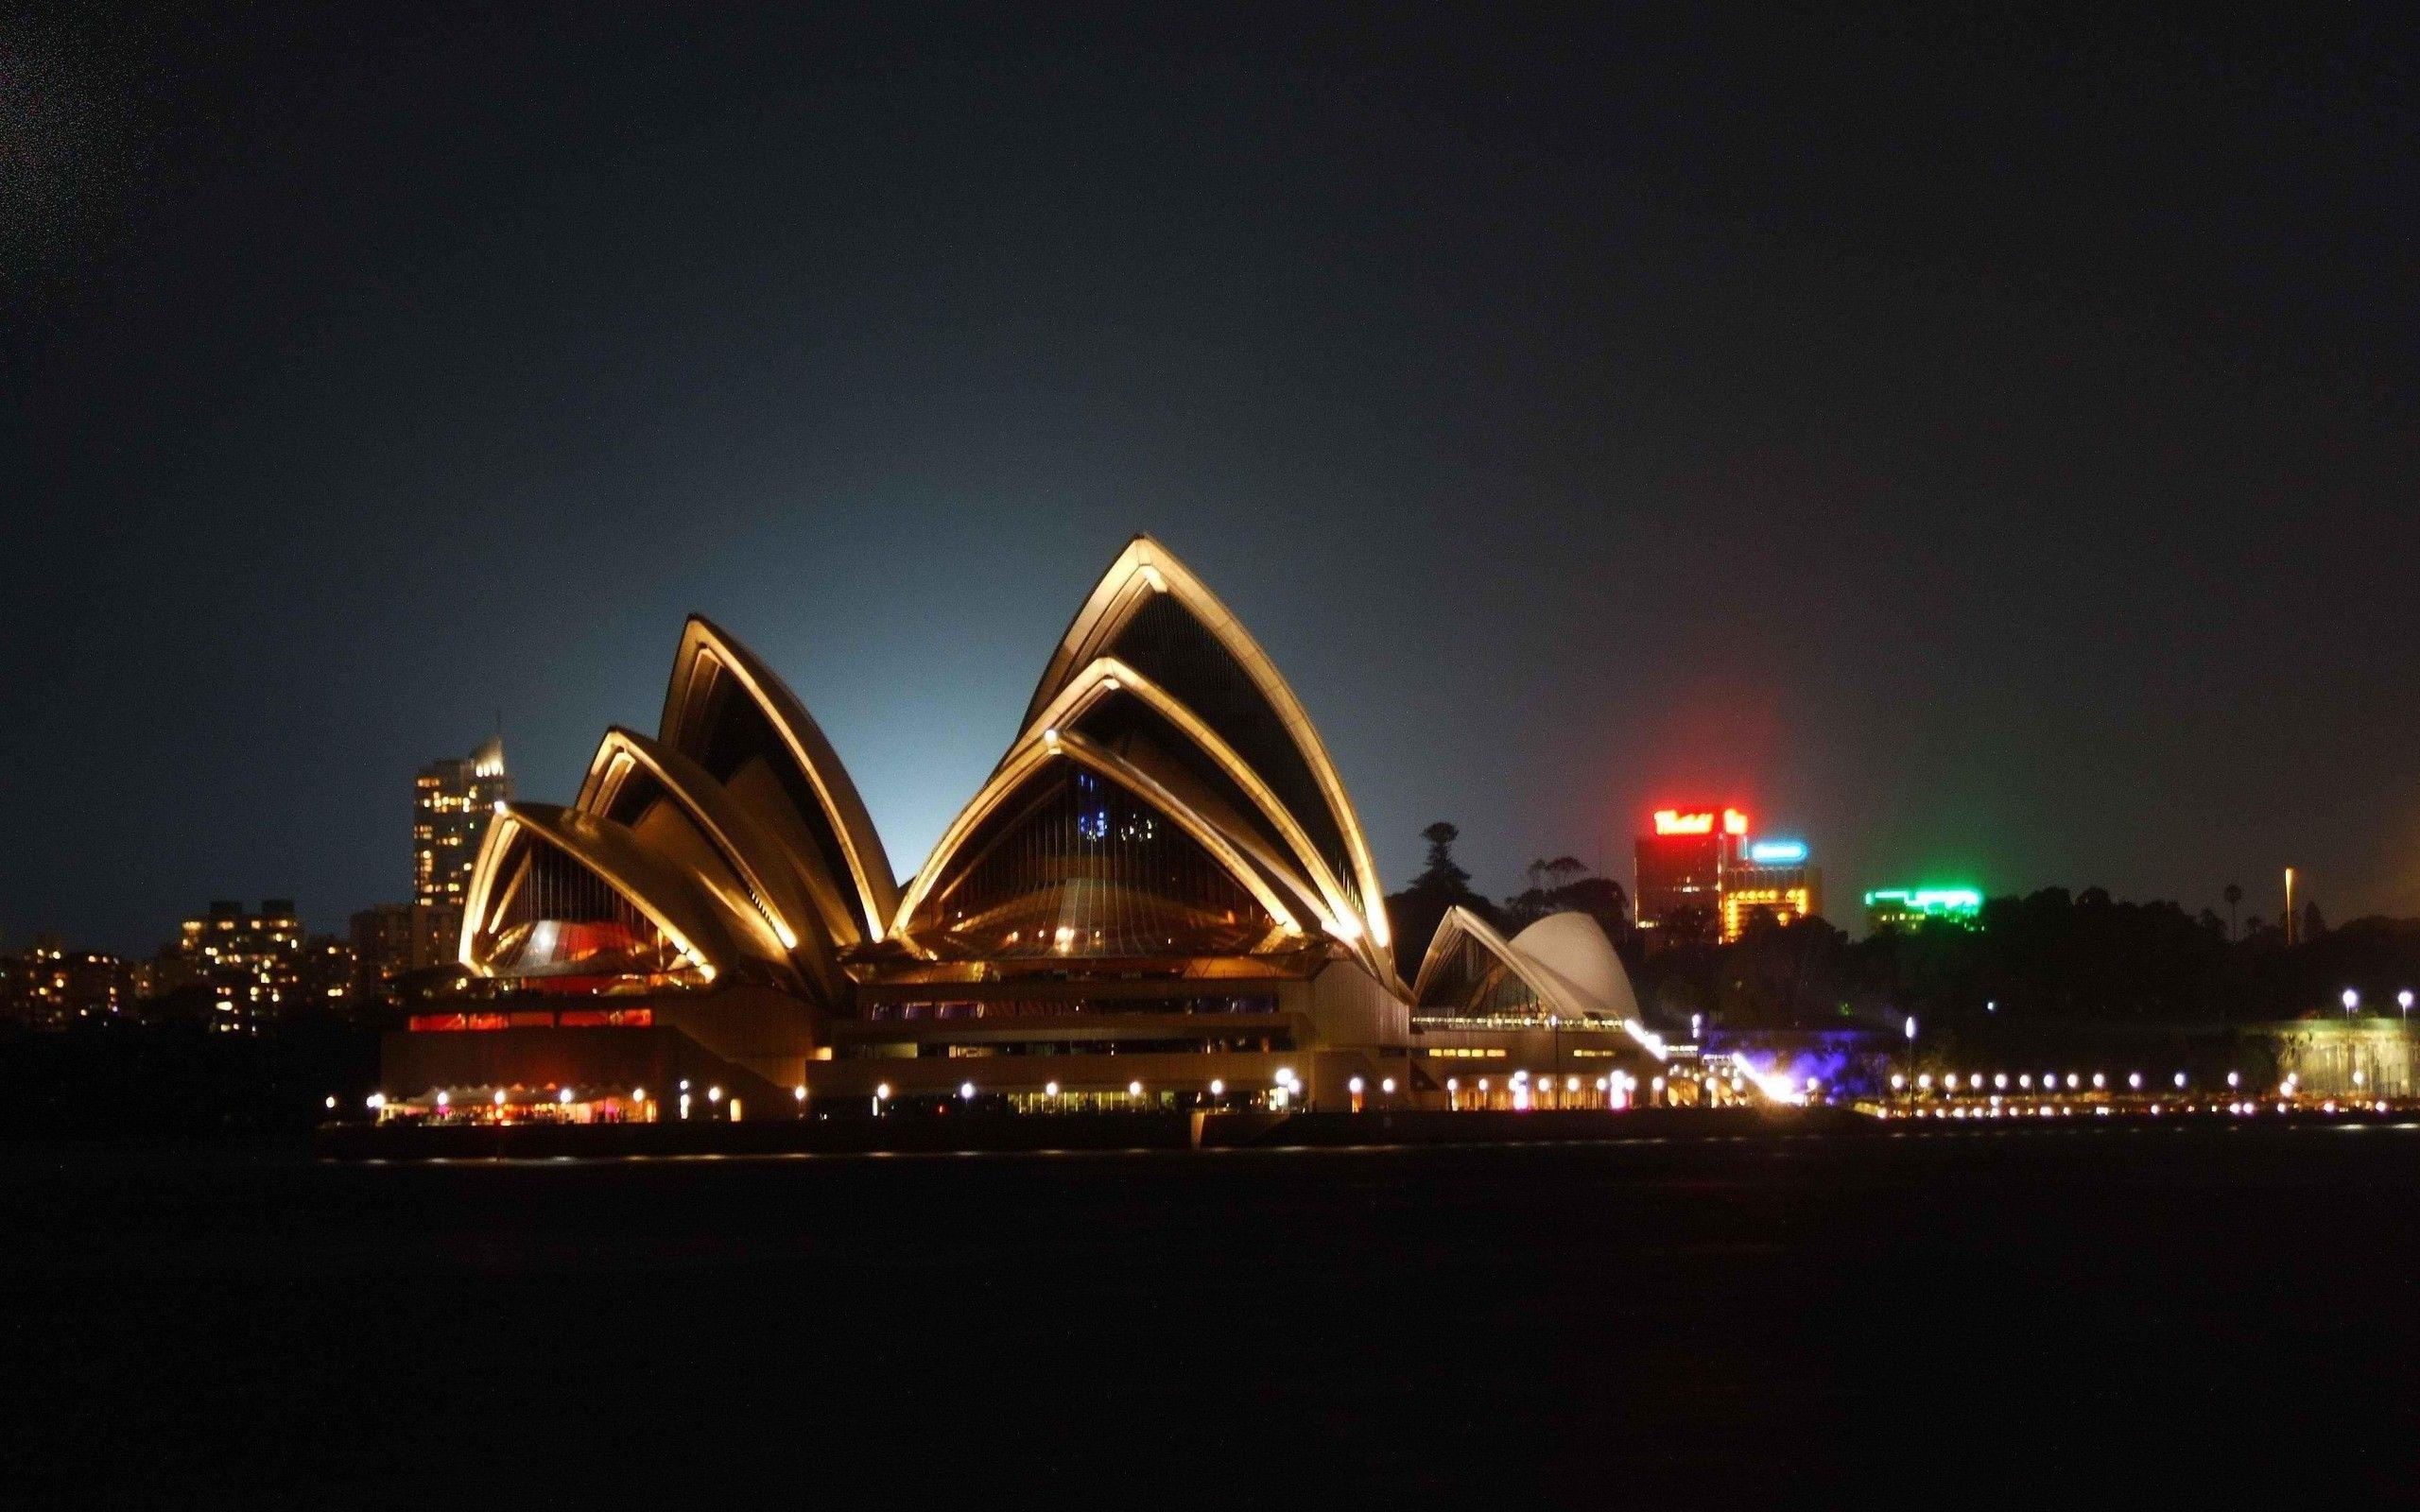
(658, 615, 897, 945)
(452, 537, 1404, 1000)
(1412, 906, 1662, 1058)
(460, 803, 770, 987)
(892, 720, 1309, 961)
(1021, 536, 1393, 969)
(572, 726, 844, 1004)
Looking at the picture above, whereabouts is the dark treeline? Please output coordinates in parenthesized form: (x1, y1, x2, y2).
(0, 1016, 378, 1136)
(1386, 825, 2420, 1030)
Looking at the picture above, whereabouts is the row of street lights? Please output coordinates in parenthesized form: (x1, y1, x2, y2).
(855, 1066, 1409, 1114)
(2341, 988, 2415, 1017)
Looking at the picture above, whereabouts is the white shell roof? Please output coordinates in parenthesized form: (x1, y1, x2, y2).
(1507, 912, 1640, 1022)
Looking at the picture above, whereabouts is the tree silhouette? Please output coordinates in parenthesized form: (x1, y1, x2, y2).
(1385, 822, 1499, 966)
(2222, 883, 2243, 940)
(1420, 823, 1472, 891)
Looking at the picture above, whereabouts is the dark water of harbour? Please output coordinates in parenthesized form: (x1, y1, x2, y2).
(9, 1123, 2417, 1506)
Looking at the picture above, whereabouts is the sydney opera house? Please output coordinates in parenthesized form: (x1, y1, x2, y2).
(382, 538, 1694, 1120)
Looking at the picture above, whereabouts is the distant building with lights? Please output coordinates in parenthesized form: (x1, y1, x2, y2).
(1722, 837, 1821, 942)
(1634, 808, 1741, 948)
(0, 936, 135, 1028)
(351, 902, 415, 1001)
(412, 737, 510, 970)
(1864, 887, 1982, 935)
(1635, 811, 1819, 948)
(171, 900, 309, 1031)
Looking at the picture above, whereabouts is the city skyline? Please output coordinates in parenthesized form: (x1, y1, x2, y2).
(3, 585, 2350, 958)
(8, 9, 2415, 951)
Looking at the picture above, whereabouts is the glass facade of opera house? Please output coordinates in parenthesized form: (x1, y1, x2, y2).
(377, 538, 1720, 1124)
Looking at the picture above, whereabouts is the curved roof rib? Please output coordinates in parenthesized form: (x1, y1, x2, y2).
(658, 615, 898, 945)
(1028, 656, 1392, 977)
(572, 727, 844, 1005)
(1023, 536, 1394, 965)
(459, 803, 767, 984)
(1411, 906, 1666, 1061)
(891, 726, 1316, 961)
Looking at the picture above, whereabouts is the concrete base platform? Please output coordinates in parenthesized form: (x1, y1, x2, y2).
(312, 1105, 1866, 1160)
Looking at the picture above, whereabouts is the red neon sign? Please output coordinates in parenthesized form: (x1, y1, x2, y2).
(1652, 807, 1751, 836)
(1653, 810, 1715, 835)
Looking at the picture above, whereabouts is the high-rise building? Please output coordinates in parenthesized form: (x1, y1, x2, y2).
(1721, 837, 1821, 941)
(1864, 886, 1982, 934)
(1634, 810, 1819, 947)
(1634, 808, 1743, 948)
(412, 737, 510, 970)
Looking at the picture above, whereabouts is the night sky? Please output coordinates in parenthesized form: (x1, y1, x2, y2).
(6, 8, 2414, 954)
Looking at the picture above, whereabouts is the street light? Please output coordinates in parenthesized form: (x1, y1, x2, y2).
(2342, 988, 2360, 1016)
(2401, 990, 2413, 1021)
